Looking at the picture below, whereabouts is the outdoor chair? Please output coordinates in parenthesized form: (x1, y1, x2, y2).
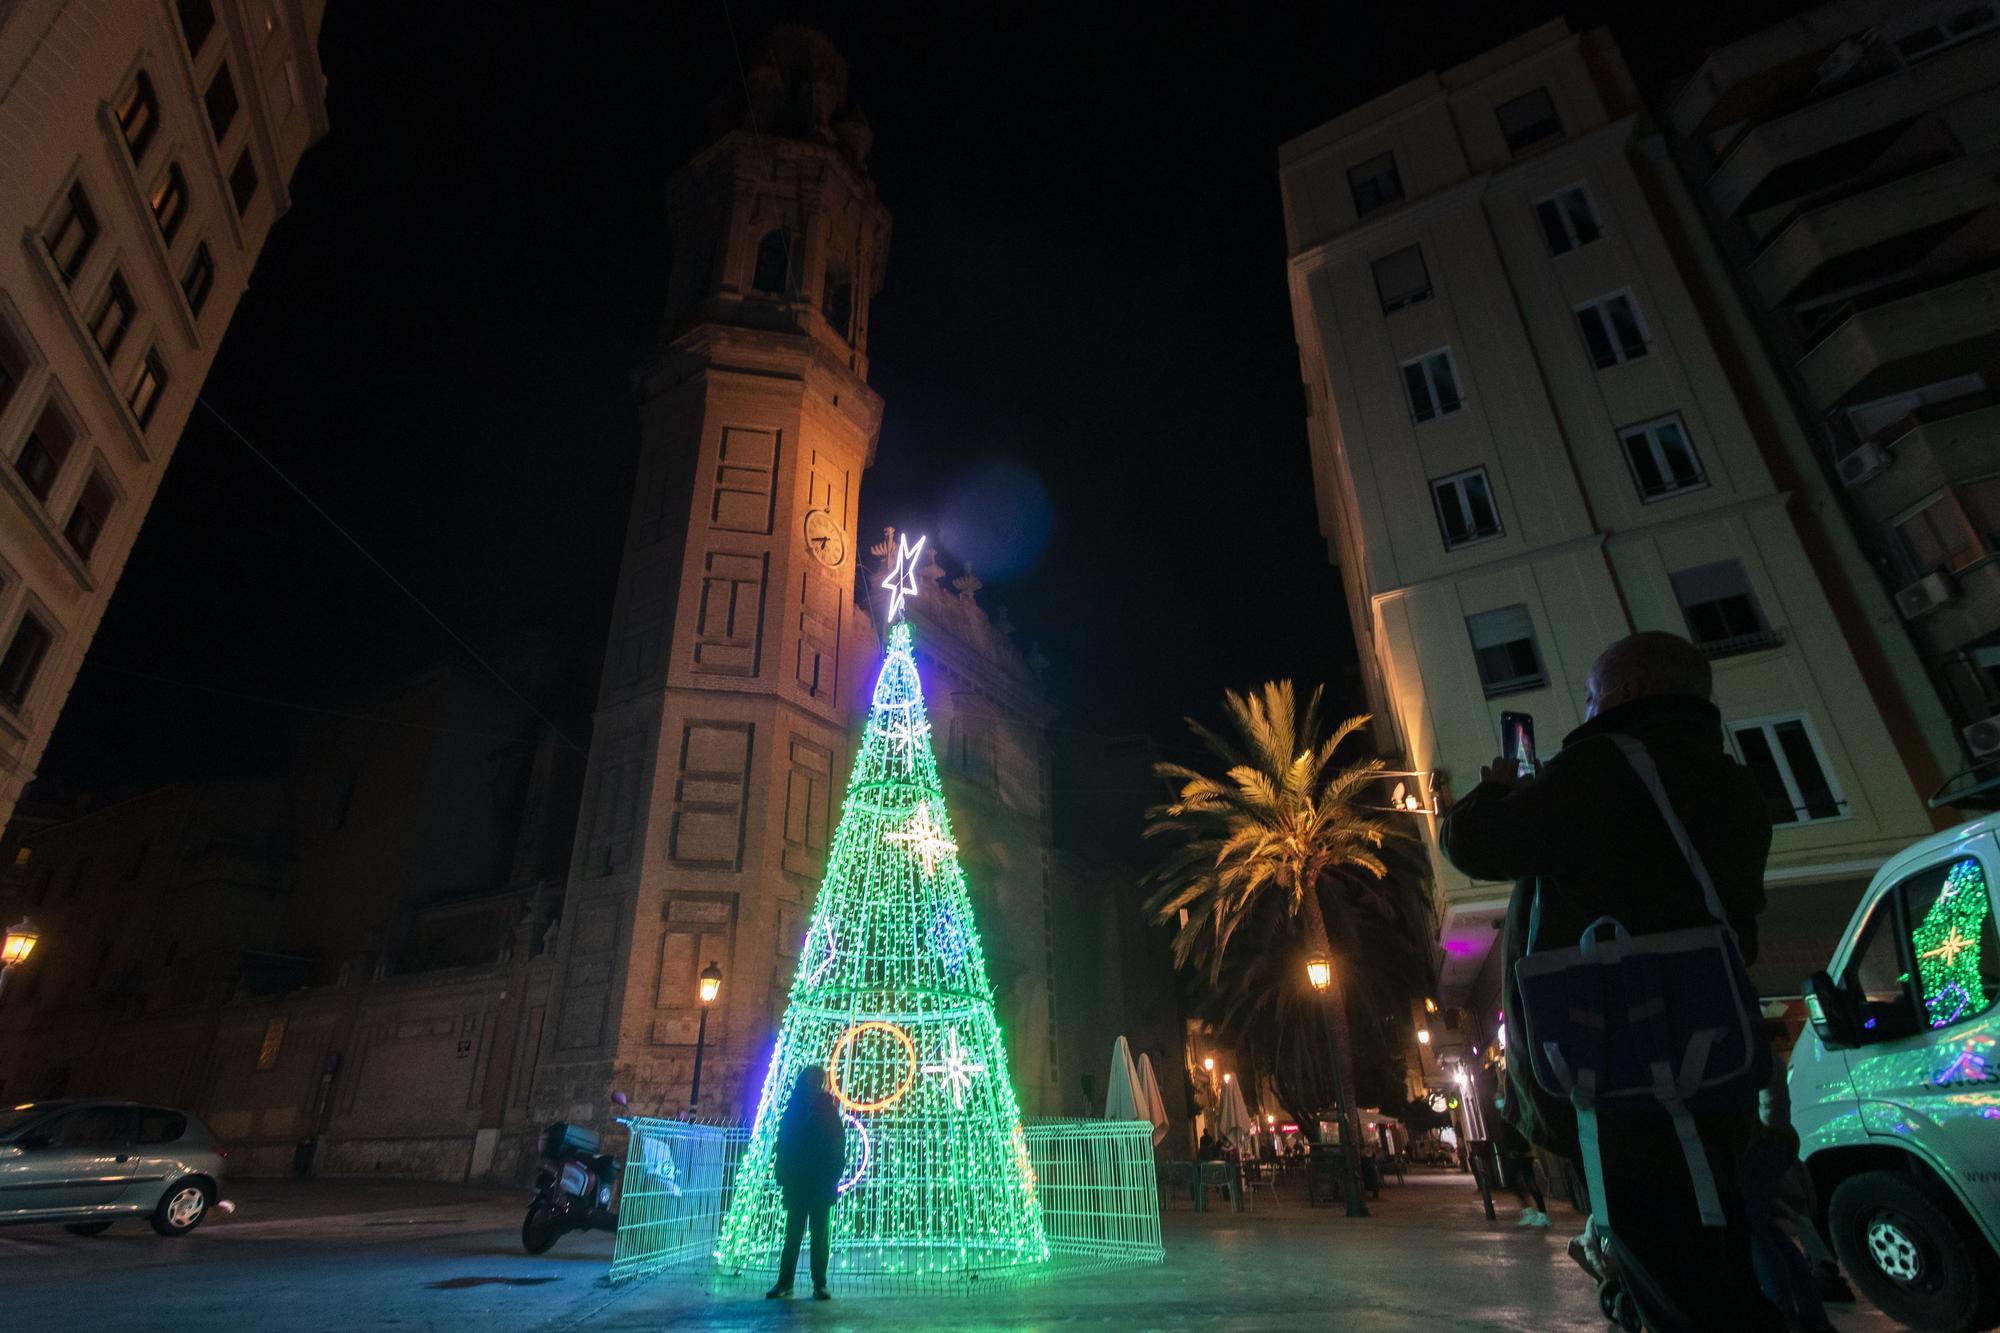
(1241, 1160, 1280, 1211)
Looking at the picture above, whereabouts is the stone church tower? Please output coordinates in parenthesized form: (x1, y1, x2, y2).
(535, 29, 890, 1123)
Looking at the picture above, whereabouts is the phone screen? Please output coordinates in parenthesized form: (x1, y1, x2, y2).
(1500, 711, 1537, 776)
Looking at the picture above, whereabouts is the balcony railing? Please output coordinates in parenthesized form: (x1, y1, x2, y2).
(1696, 627, 1789, 659)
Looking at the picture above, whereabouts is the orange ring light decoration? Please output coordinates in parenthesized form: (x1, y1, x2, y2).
(828, 1020, 917, 1113)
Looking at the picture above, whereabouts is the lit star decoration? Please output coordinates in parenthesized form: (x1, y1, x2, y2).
(1913, 858, 1993, 1030)
(886, 802, 957, 879)
(716, 618, 1047, 1279)
(879, 531, 926, 624)
(923, 1027, 988, 1110)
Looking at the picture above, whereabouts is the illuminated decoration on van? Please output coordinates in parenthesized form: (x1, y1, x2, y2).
(1913, 858, 1992, 1030)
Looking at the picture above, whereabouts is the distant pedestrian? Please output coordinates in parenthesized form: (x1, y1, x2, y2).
(1440, 631, 1782, 1332)
(1490, 1092, 1550, 1228)
(767, 1065, 844, 1301)
(1197, 1129, 1221, 1161)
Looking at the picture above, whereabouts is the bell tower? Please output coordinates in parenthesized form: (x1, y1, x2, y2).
(537, 28, 891, 1125)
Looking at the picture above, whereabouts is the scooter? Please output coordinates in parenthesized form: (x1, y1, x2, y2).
(521, 1105, 621, 1254)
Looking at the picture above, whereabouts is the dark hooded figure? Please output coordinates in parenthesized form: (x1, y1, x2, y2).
(767, 1065, 845, 1300)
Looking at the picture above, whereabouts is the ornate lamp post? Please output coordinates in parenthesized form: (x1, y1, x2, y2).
(0, 918, 39, 1003)
(1306, 955, 1369, 1218)
(689, 960, 722, 1115)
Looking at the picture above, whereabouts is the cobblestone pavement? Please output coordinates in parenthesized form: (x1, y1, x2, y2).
(0, 1169, 1895, 1330)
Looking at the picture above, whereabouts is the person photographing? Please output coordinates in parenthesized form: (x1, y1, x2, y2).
(1440, 631, 1781, 1331)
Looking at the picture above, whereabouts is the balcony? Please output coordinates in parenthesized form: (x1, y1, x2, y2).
(1707, 35, 1997, 217)
(1669, 3, 1901, 137)
(1748, 152, 1992, 307)
(1696, 627, 1789, 660)
(1796, 267, 2000, 411)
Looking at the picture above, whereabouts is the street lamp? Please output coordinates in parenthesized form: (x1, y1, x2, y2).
(689, 961, 722, 1115)
(1417, 1028, 1431, 1045)
(0, 918, 38, 1003)
(1305, 954, 1369, 1218)
(1202, 1056, 1215, 1073)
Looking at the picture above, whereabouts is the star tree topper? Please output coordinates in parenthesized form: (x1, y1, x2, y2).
(880, 531, 927, 623)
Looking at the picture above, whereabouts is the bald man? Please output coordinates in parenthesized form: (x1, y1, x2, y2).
(1440, 630, 1780, 1333)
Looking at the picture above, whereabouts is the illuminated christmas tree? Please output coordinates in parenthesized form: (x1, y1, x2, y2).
(717, 534, 1048, 1279)
(1916, 857, 1991, 1028)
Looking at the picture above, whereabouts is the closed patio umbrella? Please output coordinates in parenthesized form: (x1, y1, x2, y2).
(1136, 1053, 1170, 1147)
(1104, 1035, 1142, 1120)
(1219, 1077, 1255, 1145)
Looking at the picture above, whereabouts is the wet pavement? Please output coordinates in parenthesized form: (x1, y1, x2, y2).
(0, 1168, 1896, 1330)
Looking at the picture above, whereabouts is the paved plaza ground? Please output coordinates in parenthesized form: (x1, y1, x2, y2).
(0, 1168, 1896, 1330)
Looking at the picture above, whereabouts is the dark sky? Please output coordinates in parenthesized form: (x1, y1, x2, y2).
(37, 0, 1816, 794)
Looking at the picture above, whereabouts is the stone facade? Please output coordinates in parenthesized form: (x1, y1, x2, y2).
(1279, 19, 1957, 1012)
(0, 0, 329, 832)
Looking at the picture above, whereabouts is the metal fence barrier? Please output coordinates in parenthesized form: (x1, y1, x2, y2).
(609, 1116, 1161, 1286)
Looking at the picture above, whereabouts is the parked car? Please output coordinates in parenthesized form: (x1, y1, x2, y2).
(1794, 811, 2000, 1332)
(0, 1099, 226, 1237)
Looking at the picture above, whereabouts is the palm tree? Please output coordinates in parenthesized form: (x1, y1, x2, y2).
(1141, 681, 1425, 1144)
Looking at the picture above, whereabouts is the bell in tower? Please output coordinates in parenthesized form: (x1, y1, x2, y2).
(534, 27, 891, 1129)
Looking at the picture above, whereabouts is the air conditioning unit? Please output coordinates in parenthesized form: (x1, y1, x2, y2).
(1836, 442, 1889, 486)
(1965, 718, 2000, 760)
(1896, 572, 1954, 619)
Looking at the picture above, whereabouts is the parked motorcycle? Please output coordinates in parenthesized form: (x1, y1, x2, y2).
(521, 1111, 620, 1254)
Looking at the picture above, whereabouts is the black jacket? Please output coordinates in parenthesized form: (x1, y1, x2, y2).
(1438, 694, 1772, 1158)
(774, 1086, 845, 1207)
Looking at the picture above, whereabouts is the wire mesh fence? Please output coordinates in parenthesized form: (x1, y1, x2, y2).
(609, 1116, 1161, 1289)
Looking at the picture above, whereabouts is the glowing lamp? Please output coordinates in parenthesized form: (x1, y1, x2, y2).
(1223, 1072, 1232, 1084)
(1, 918, 37, 966)
(1202, 1056, 1215, 1073)
(1266, 1114, 1275, 1125)
(1424, 997, 1438, 1014)
(1416, 1028, 1431, 1045)
(697, 960, 722, 1005)
(1305, 958, 1331, 992)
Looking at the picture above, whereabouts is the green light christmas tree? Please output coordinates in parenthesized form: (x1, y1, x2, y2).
(1915, 857, 1991, 1028)
(716, 535, 1048, 1279)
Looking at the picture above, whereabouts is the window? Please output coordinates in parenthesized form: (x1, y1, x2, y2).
(1372, 245, 1431, 314)
(1890, 2, 2000, 61)
(117, 71, 160, 163)
(1619, 415, 1706, 500)
(822, 271, 854, 341)
(1535, 186, 1601, 255)
(89, 273, 136, 363)
(43, 184, 99, 287)
(1895, 491, 1983, 576)
(151, 164, 190, 245)
(1730, 715, 1846, 825)
(752, 230, 797, 294)
(204, 64, 239, 141)
(1431, 467, 1502, 549)
(1400, 348, 1464, 423)
(1466, 604, 1545, 696)
(49, 1105, 131, 1149)
(1672, 561, 1776, 656)
(1496, 87, 1563, 155)
(0, 325, 28, 419)
(15, 404, 74, 502)
(1575, 291, 1650, 368)
(127, 349, 168, 428)
(257, 1016, 286, 1070)
(0, 613, 52, 711)
(176, 0, 215, 55)
(1347, 151, 1404, 217)
(1906, 857, 1999, 1029)
(181, 243, 215, 316)
(63, 473, 114, 561)
(229, 150, 259, 216)
(137, 1108, 188, 1145)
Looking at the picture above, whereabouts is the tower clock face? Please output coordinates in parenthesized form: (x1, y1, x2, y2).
(804, 509, 847, 568)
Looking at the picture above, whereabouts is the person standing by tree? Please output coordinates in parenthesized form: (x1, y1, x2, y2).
(767, 1066, 844, 1301)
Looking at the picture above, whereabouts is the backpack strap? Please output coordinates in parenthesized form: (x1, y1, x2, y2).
(1606, 734, 1728, 927)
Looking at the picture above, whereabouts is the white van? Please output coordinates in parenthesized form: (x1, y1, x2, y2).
(1793, 813, 2000, 1332)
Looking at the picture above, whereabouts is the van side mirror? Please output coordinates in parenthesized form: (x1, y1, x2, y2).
(1802, 970, 1860, 1050)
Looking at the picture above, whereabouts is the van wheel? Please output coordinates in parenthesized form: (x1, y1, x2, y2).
(1828, 1171, 1992, 1332)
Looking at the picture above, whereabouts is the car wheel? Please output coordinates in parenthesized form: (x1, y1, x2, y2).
(149, 1179, 212, 1237)
(1828, 1171, 1992, 1333)
(64, 1221, 114, 1236)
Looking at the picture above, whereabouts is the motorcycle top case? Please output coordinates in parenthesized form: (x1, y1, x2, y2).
(540, 1120, 600, 1160)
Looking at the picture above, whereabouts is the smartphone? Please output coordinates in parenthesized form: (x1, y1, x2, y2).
(1500, 711, 1538, 778)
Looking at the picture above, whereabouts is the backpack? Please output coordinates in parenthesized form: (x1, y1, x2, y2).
(1513, 734, 1771, 1230)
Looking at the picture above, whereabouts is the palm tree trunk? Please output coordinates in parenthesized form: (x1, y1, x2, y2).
(1301, 891, 1361, 1136)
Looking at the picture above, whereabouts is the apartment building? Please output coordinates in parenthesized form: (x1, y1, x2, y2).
(1667, 0, 2000, 784)
(0, 0, 328, 831)
(1279, 19, 1954, 1011)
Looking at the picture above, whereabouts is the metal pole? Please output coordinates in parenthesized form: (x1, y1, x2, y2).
(0, 963, 10, 1004)
(689, 1005, 710, 1114)
(1320, 988, 1370, 1218)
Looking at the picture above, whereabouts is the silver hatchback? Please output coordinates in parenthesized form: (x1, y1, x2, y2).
(0, 1099, 226, 1236)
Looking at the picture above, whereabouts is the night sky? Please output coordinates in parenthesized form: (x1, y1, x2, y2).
(37, 0, 1817, 796)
